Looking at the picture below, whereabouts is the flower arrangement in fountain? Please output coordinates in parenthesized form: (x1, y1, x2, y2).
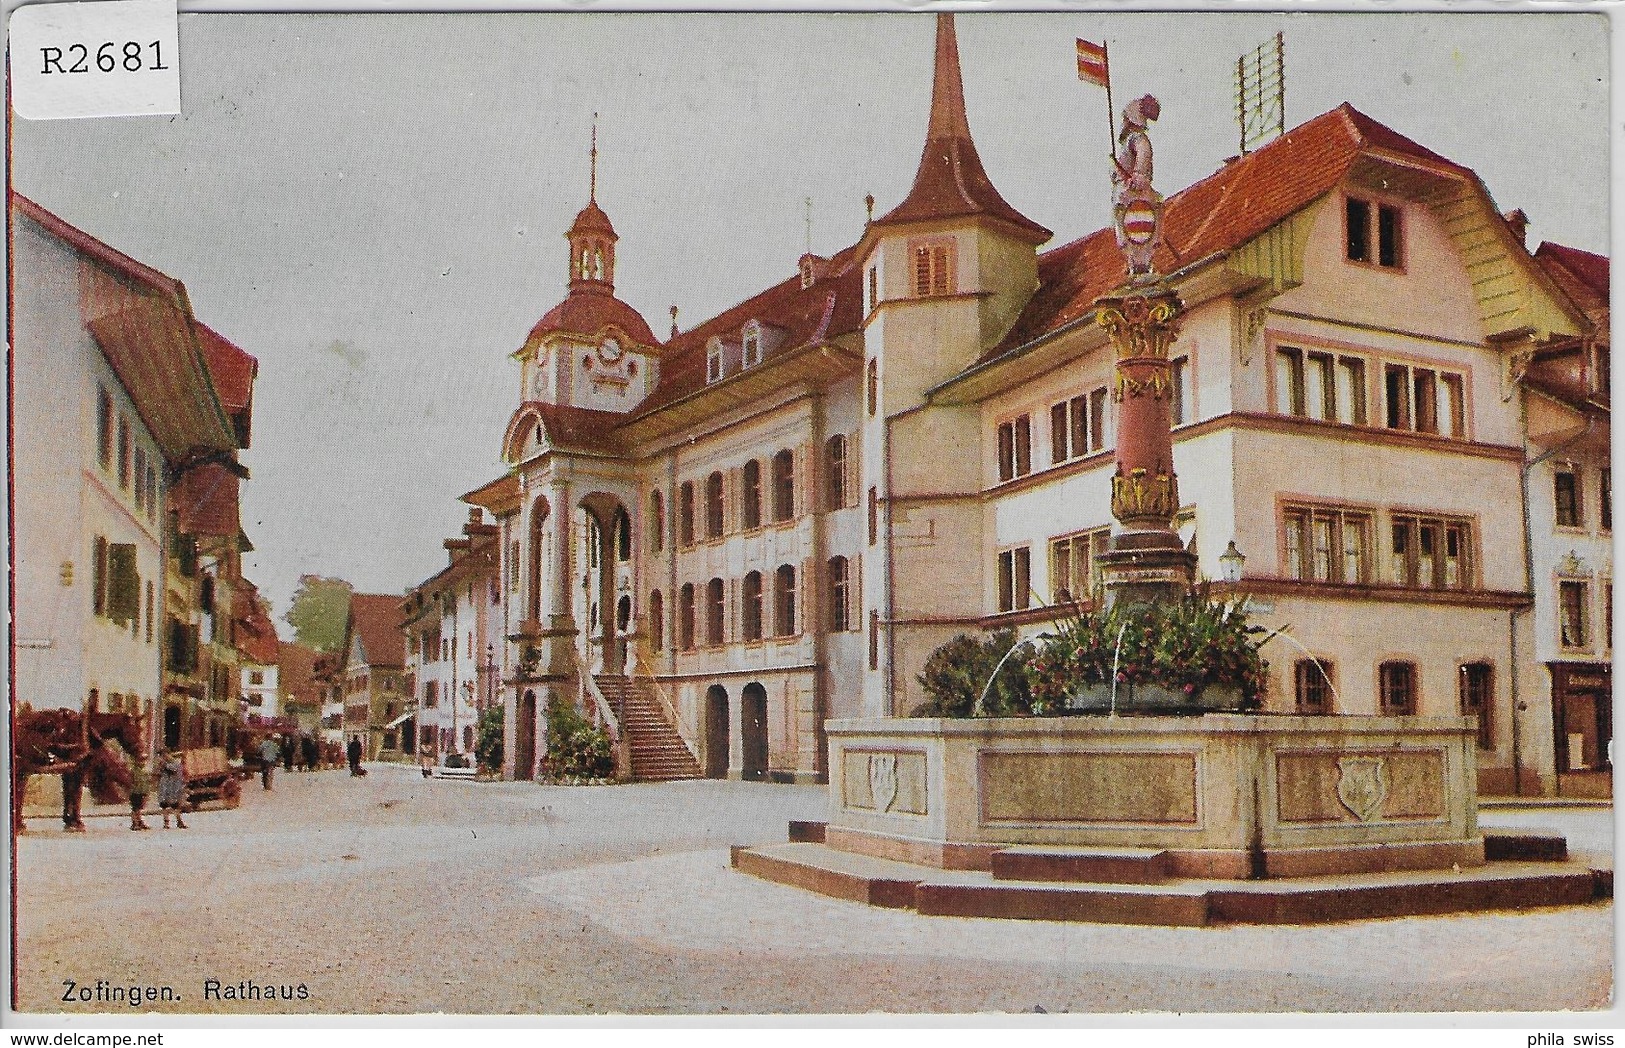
(1024, 585, 1272, 715)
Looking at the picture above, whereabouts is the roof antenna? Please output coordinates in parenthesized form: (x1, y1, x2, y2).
(669, 305, 679, 339)
(589, 112, 599, 202)
(1235, 32, 1285, 155)
(804, 197, 813, 256)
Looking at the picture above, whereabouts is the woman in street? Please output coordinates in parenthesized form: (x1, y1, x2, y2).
(156, 751, 187, 829)
(128, 755, 152, 831)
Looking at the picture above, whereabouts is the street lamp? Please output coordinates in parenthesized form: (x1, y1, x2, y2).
(1219, 540, 1246, 583)
(481, 643, 497, 713)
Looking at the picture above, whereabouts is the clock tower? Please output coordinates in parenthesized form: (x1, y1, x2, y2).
(511, 125, 659, 414)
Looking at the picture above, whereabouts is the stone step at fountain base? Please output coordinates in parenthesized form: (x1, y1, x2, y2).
(731, 839, 1610, 927)
(990, 845, 1173, 884)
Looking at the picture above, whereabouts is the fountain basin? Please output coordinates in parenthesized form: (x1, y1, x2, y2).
(825, 714, 1483, 879)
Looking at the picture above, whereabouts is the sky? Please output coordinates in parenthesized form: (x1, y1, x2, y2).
(10, 10, 1610, 637)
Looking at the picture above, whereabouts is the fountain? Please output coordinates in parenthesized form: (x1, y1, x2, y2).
(732, 95, 1603, 924)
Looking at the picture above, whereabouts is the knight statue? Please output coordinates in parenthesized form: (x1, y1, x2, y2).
(1112, 94, 1164, 281)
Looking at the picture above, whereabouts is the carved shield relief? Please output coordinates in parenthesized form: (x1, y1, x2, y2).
(1336, 755, 1389, 822)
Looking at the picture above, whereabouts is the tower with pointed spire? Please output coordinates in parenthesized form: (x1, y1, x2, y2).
(854, 14, 1051, 716)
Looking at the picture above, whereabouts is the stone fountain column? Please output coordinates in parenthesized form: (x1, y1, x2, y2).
(1093, 93, 1196, 610)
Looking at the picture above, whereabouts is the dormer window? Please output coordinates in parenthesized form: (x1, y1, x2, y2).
(707, 339, 724, 384)
(911, 239, 954, 297)
(800, 259, 815, 289)
(742, 324, 762, 369)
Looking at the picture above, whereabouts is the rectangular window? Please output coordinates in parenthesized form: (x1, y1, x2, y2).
(1277, 347, 1366, 424)
(1346, 197, 1371, 263)
(1170, 356, 1189, 426)
(1049, 528, 1110, 603)
(1602, 468, 1613, 532)
(1555, 468, 1582, 528)
(824, 437, 848, 510)
(97, 388, 113, 469)
(866, 359, 878, 416)
(867, 266, 878, 313)
(997, 547, 1031, 613)
(707, 344, 723, 384)
(1384, 362, 1463, 437)
(117, 416, 131, 490)
(996, 415, 1031, 482)
(509, 541, 521, 587)
(1089, 388, 1107, 451)
(93, 535, 108, 617)
(134, 448, 148, 513)
(679, 482, 696, 546)
(1379, 661, 1417, 715)
(1559, 580, 1589, 648)
(1050, 401, 1069, 465)
(1459, 663, 1494, 750)
(869, 609, 879, 671)
(1282, 505, 1371, 584)
(912, 241, 953, 297)
(1295, 660, 1334, 714)
(1347, 196, 1402, 268)
(742, 331, 762, 368)
(867, 487, 878, 546)
(106, 543, 140, 625)
(1390, 514, 1471, 589)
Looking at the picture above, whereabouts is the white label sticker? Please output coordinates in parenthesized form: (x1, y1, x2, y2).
(9, 0, 180, 120)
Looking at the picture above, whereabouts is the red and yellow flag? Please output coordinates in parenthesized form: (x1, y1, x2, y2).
(1076, 38, 1109, 87)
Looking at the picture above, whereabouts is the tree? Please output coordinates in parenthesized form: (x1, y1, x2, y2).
(475, 706, 504, 775)
(284, 575, 354, 653)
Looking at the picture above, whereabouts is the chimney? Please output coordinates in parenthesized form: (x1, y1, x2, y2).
(1503, 209, 1530, 248)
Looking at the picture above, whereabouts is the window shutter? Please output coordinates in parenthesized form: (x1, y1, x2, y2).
(93, 536, 108, 616)
(108, 543, 140, 624)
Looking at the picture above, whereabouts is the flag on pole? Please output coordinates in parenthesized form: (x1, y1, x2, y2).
(1076, 38, 1109, 87)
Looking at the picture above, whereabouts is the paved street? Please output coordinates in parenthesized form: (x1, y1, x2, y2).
(14, 765, 1614, 1015)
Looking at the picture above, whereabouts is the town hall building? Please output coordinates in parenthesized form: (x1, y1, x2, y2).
(458, 15, 1606, 794)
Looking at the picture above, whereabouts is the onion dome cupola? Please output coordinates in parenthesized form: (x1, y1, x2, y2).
(513, 118, 659, 417)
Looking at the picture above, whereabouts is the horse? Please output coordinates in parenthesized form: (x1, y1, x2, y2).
(13, 709, 145, 833)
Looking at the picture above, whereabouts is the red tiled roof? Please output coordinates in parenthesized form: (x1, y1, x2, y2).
(236, 596, 281, 665)
(194, 323, 257, 414)
(983, 103, 1474, 363)
(277, 641, 319, 700)
(348, 593, 406, 669)
(873, 15, 1049, 243)
(524, 401, 629, 453)
(631, 244, 865, 419)
(460, 472, 521, 514)
(1534, 242, 1609, 314)
(569, 199, 616, 239)
(171, 461, 241, 537)
(526, 285, 656, 347)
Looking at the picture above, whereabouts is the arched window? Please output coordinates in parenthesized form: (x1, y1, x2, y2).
(1379, 660, 1417, 715)
(649, 590, 664, 652)
(649, 491, 665, 554)
(742, 460, 762, 530)
(706, 577, 726, 646)
(742, 571, 764, 642)
(772, 449, 795, 522)
(705, 471, 725, 539)
(616, 594, 632, 634)
(774, 564, 797, 637)
(678, 584, 696, 650)
(825, 435, 848, 509)
(679, 482, 696, 546)
(614, 508, 632, 562)
(828, 556, 850, 631)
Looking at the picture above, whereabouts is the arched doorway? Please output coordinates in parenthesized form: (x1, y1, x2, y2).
(515, 690, 537, 780)
(579, 493, 630, 674)
(704, 685, 729, 779)
(742, 683, 768, 782)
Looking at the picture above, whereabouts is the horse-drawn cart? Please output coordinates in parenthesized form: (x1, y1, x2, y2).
(181, 747, 242, 808)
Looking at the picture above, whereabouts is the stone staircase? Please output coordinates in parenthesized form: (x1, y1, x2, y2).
(594, 674, 702, 781)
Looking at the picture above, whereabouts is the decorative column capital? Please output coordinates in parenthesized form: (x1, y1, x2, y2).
(1095, 288, 1184, 363)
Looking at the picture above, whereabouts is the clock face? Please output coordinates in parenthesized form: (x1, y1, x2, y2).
(599, 338, 622, 363)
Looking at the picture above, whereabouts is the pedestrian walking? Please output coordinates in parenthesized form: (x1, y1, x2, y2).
(281, 734, 294, 772)
(128, 755, 152, 831)
(347, 735, 363, 777)
(156, 751, 187, 829)
(259, 736, 279, 790)
(301, 734, 318, 772)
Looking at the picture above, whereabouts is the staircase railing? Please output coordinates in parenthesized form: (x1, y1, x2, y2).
(572, 648, 631, 781)
(626, 637, 700, 767)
